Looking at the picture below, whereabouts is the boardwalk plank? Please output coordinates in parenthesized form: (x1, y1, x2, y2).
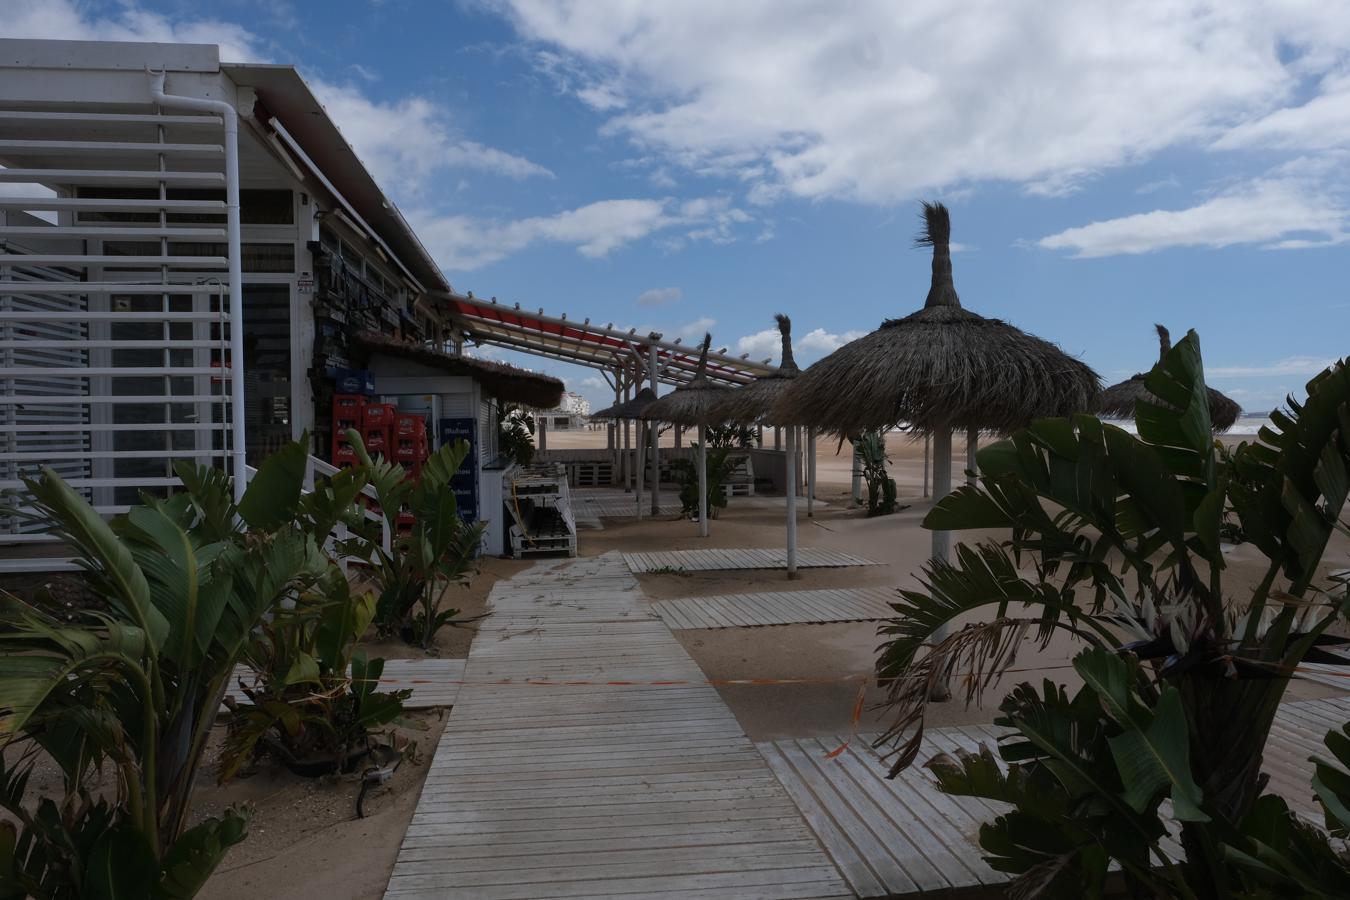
(654, 587, 900, 630)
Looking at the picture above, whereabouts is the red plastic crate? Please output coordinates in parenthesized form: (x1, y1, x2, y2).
(333, 394, 366, 415)
(332, 442, 358, 465)
(363, 426, 390, 453)
(394, 414, 426, 436)
(363, 403, 396, 426)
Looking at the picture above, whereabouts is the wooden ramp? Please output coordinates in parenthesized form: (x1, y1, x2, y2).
(654, 587, 896, 630)
(385, 552, 851, 900)
(759, 695, 1350, 898)
(625, 547, 878, 574)
(224, 658, 466, 711)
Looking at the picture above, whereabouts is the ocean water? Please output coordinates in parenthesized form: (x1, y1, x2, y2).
(1107, 415, 1273, 437)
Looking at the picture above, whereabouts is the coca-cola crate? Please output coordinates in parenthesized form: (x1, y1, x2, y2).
(363, 403, 396, 427)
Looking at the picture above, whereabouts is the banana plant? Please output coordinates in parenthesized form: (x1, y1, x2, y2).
(0, 437, 328, 898)
(877, 335, 1350, 897)
(852, 430, 898, 516)
(219, 568, 410, 782)
(347, 432, 487, 649)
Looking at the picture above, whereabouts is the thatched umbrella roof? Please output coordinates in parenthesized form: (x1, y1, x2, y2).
(772, 203, 1100, 435)
(590, 387, 658, 421)
(643, 334, 729, 426)
(713, 314, 801, 425)
(1098, 324, 1241, 432)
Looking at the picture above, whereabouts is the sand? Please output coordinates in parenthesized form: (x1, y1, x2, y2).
(8, 424, 1348, 899)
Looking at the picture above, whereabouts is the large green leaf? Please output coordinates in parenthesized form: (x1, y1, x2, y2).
(155, 808, 250, 899)
(83, 824, 158, 900)
(20, 469, 167, 651)
(237, 436, 308, 532)
(1311, 720, 1350, 837)
(1073, 649, 1208, 822)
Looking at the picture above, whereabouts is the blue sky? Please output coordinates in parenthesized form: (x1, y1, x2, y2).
(13, 0, 1349, 414)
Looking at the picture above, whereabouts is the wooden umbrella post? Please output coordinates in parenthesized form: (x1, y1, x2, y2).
(697, 424, 709, 537)
(785, 424, 798, 578)
(851, 442, 862, 505)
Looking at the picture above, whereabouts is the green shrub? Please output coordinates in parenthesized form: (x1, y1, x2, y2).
(877, 334, 1350, 897)
(0, 438, 327, 898)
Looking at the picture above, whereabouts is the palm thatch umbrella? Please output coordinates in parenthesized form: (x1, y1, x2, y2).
(644, 334, 728, 536)
(1098, 325, 1241, 431)
(712, 314, 810, 576)
(774, 202, 1100, 691)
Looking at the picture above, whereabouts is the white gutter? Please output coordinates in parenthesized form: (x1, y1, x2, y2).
(149, 70, 247, 502)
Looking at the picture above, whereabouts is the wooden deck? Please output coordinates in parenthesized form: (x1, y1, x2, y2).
(625, 547, 878, 574)
(759, 696, 1350, 898)
(654, 587, 897, 630)
(385, 552, 852, 899)
(224, 658, 466, 710)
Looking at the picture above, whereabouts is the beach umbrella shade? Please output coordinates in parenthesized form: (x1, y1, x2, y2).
(1097, 324, 1241, 432)
(773, 202, 1100, 691)
(590, 387, 659, 421)
(711, 314, 808, 576)
(644, 334, 729, 537)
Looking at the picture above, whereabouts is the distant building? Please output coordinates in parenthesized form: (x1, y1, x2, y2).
(536, 391, 589, 430)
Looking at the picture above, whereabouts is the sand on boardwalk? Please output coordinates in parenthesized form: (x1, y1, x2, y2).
(570, 424, 1350, 744)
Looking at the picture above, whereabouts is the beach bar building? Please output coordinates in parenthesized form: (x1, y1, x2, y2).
(0, 38, 567, 566)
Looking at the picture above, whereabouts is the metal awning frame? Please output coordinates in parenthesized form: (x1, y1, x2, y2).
(436, 291, 776, 390)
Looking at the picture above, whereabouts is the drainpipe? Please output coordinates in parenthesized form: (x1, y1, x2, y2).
(149, 70, 246, 502)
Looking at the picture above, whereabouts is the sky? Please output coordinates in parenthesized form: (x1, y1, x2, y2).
(9, 0, 1350, 415)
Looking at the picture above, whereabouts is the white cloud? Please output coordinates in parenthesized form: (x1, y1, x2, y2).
(736, 328, 781, 363)
(7, 0, 265, 62)
(677, 317, 716, 339)
(636, 287, 682, 307)
(309, 80, 553, 196)
(580, 375, 609, 390)
(1207, 356, 1337, 378)
(799, 328, 867, 353)
(1037, 173, 1348, 257)
(8, 1, 549, 204)
(410, 196, 753, 270)
(736, 325, 867, 363)
(493, 1, 1350, 203)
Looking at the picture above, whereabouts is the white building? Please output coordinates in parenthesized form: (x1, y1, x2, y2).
(0, 38, 563, 567)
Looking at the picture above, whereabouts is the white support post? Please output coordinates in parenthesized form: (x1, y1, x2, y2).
(649, 342, 660, 515)
(966, 425, 978, 486)
(785, 424, 798, 578)
(923, 433, 931, 498)
(806, 428, 816, 517)
(851, 442, 863, 505)
(930, 425, 953, 700)
(149, 71, 245, 502)
(634, 420, 645, 520)
(697, 424, 709, 538)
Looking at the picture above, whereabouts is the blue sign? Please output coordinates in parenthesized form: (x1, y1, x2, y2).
(438, 418, 478, 525)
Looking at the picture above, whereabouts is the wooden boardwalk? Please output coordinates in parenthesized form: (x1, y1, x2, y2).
(625, 547, 878, 574)
(759, 695, 1350, 898)
(654, 587, 896, 630)
(225, 658, 466, 710)
(386, 552, 851, 899)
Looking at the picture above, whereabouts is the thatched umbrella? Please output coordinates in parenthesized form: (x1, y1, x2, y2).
(774, 202, 1100, 691)
(644, 334, 728, 537)
(713, 314, 809, 576)
(1098, 324, 1241, 431)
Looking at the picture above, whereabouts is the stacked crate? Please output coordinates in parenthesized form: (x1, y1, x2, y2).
(393, 414, 429, 480)
(362, 402, 395, 460)
(330, 394, 366, 466)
